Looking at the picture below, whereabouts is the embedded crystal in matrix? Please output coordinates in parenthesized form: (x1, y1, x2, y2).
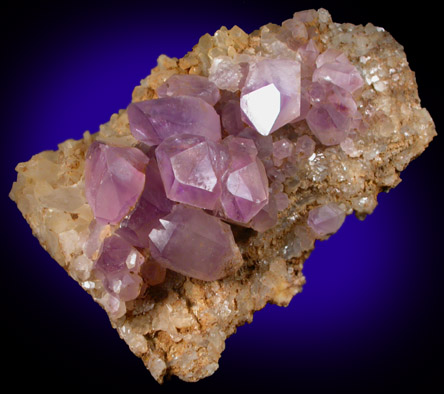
(9, 8, 436, 383)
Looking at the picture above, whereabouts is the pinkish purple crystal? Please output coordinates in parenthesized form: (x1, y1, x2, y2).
(250, 195, 278, 232)
(306, 106, 347, 146)
(220, 136, 269, 223)
(221, 99, 245, 135)
(94, 234, 145, 301)
(156, 74, 221, 106)
(237, 127, 273, 160)
(275, 192, 289, 211)
(315, 48, 350, 68)
(84, 141, 149, 224)
(155, 134, 228, 210)
(116, 158, 173, 248)
(297, 39, 319, 78)
(128, 96, 221, 146)
(148, 204, 242, 281)
(294, 135, 316, 160)
(240, 58, 301, 136)
(273, 138, 293, 166)
(306, 82, 359, 146)
(312, 49, 364, 94)
(307, 203, 346, 237)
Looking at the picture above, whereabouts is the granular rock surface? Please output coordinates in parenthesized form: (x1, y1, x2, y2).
(9, 8, 436, 383)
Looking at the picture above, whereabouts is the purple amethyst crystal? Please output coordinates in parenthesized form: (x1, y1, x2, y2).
(293, 134, 316, 160)
(148, 204, 242, 281)
(94, 234, 145, 302)
(220, 136, 269, 223)
(82, 38, 367, 292)
(240, 58, 301, 136)
(116, 158, 173, 248)
(128, 96, 221, 146)
(250, 195, 278, 232)
(312, 49, 364, 94)
(307, 203, 346, 236)
(84, 141, 149, 224)
(155, 134, 228, 210)
(273, 138, 293, 166)
(306, 82, 359, 146)
(221, 98, 245, 135)
(156, 74, 221, 106)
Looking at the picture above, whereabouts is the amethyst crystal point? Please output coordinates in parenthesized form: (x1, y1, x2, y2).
(148, 204, 243, 281)
(297, 39, 319, 78)
(293, 134, 316, 160)
(156, 74, 221, 106)
(250, 195, 278, 232)
(307, 203, 346, 237)
(84, 141, 149, 224)
(116, 158, 173, 248)
(240, 58, 301, 135)
(312, 49, 364, 94)
(155, 134, 227, 210)
(127, 96, 221, 146)
(220, 136, 269, 223)
(306, 82, 359, 146)
(306, 105, 348, 146)
(94, 234, 145, 302)
(273, 138, 293, 166)
(237, 127, 273, 160)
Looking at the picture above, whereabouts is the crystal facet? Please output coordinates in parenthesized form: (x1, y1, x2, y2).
(128, 96, 222, 146)
(93, 234, 145, 302)
(84, 141, 149, 224)
(220, 136, 269, 223)
(240, 58, 301, 135)
(307, 203, 346, 236)
(155, 134, 227, 210)
(116, 158, 173, 248)
(312, 49, 364, 93)
(157, 74, 221, 106)
(149, 204, 242, 281)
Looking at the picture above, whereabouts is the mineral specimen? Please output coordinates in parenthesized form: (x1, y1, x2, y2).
(9, 8, 436, 384)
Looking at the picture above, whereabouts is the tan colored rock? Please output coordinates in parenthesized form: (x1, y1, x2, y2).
(9, 9, 436, 383)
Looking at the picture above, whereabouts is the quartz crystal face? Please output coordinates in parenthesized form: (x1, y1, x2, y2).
(240, 58, 302, 135)
(155, 134, 226, 210)
(157, 74, 221, 106)
(148, 204, 242, 281)
(9, 7, 436, 385)
(128, 96, 221, 145)
(84, 141, 149, 224)
(220, 136, 269, 223)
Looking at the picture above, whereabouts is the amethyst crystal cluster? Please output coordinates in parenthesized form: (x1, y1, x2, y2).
(84, 14, 363, 316)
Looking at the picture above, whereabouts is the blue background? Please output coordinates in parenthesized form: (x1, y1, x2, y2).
(2, 1, 443, 392)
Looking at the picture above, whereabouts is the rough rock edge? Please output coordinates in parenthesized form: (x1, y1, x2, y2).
(9, 9, 436, 383)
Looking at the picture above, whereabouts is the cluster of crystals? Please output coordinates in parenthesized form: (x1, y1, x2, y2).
(83, 10, 363, 310)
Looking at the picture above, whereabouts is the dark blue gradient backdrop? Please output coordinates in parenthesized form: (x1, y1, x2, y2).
(2, 1, 443, 392)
